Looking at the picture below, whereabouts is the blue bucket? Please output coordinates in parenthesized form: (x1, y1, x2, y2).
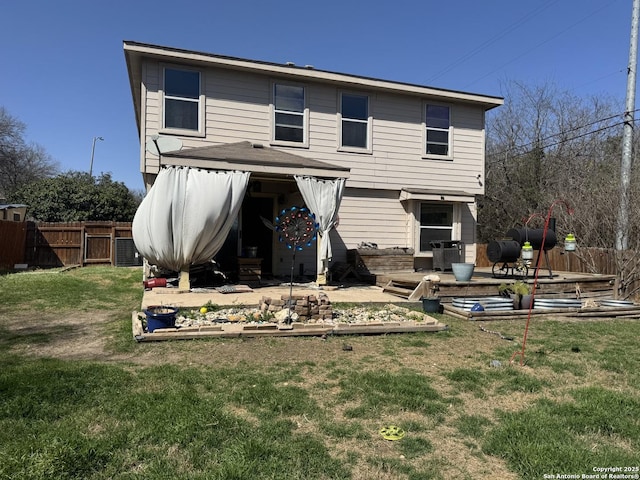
(144, 306, 179, 332)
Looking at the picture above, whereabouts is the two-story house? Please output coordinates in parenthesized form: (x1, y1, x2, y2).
(125, 41, 503, 283)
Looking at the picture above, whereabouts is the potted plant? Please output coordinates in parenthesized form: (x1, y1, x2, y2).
(498, 280, 533, 310)
(143, 305, 180, 332)
(420, 274, 441, 313)
(421, 293, 441, 313)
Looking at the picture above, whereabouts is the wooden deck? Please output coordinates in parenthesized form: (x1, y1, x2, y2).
(374, 267, 640, 321)
(132, 268, 633, 340)
(375, 267, 617, 303)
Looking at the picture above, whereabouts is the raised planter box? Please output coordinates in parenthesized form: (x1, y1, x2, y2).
(347, 248, 414, 277)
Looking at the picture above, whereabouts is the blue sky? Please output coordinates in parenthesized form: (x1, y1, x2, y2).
(1, 0, 632, 190)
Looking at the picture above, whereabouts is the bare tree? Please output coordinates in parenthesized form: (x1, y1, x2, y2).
(481, 81, 640, 298)
(482, 81, 621, 238)
(0, 107, 58, 199)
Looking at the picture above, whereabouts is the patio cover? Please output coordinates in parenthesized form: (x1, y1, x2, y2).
(161, 141, 350, 179)
(399, 188, 475, 203)
(133, 143, 350, 275)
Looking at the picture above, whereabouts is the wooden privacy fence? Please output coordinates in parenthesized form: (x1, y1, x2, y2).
(0, 224, 622, 275)
(0, 220, 28, 269)
(0, 221, 136, 269)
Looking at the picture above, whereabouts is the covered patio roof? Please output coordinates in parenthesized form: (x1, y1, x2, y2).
(160, 141, 350, 179)
(399, 188, 475, 203)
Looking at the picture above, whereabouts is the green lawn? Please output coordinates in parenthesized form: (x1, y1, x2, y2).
(1, 267, 639, 479)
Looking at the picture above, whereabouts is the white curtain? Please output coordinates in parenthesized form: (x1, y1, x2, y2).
(294, 175, 345, 273)
(133, 166, 250, 271)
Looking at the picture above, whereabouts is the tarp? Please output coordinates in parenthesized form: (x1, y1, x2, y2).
(132, 166, 250, 271)
(294, 175, 345, 274)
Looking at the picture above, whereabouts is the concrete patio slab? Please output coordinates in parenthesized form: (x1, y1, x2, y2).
(141, 282, 412, 310)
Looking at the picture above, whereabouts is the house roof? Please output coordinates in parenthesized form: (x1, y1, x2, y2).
(160, 141, 350, 179)
(0, 204, 28, 209)
(124, 41, 504, 134)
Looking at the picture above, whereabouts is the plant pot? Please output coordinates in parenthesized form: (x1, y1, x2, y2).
(422, 297, 441, 313)
(521, 294, 534, 310)
(244, 246, 258, 258)
(451, 263, 474, 282)
(510, 294, 534, 310)
(143, 305, 179, 332)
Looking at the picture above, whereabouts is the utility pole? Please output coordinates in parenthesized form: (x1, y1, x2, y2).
(616, 0, 639, 250)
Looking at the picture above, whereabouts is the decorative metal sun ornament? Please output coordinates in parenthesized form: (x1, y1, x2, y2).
(275, 206, 318, 251)
(275, 207, 319, 324)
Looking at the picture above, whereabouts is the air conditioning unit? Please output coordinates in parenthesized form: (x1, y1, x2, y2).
(114, 237, 143, 267)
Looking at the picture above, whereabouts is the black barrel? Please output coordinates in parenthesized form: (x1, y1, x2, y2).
(486, 240, 521, 263)
(506, 228, 557, 251)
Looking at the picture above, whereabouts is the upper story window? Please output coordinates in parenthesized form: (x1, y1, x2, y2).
(273, 84, 307, 145)
(340, 93, 370, 150)
(163, 67, 202, 133)
(425, 104, 450, 157)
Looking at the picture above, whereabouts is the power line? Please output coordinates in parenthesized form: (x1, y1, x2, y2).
(488, 109, 639, 159)
(491, 121, 624, 160)
(465, 0, 619, 89)
(573, 68, 627, 92)
(427, 0, 558, 84)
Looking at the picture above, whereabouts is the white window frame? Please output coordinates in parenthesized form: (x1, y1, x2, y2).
(159, 64, 205, 137)
(338, 91, 372, 154)
(414, 201, 461, 256)
(423, 103, 453, 160)
(270, 82, 309, 148)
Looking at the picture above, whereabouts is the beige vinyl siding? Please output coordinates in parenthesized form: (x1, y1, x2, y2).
(460, 202, 477, 262)
(141, 61, 159, 173)
(370, 93, 422, 156)
(207, 99, 268, 140)
(137, 56, 490, 266)
(140, 61, 488, 192)
(308, 85, 338, 150)
(330, 188, 409, 263)
(205, 69, 271, 143)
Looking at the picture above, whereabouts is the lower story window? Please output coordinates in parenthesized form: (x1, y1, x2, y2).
(419, 203, 453, 252)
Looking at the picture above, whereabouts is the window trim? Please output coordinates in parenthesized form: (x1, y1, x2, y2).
(337, 91, 372, 154)
(422, 102, 453, 160)
(270, 81, 309, 148)
(159, 64, 205, 137)
(414, 201, 461, 257)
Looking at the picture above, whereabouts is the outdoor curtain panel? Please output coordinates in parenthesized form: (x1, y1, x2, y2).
(132, 166, 250, 271)
(294, 175, 346, 273)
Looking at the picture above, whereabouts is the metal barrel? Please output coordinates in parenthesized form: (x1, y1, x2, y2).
(506, 228, 557, 251)
(486, 240, 521, 263)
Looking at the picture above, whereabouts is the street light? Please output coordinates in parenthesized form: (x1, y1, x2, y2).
(89, 136, 104, 176)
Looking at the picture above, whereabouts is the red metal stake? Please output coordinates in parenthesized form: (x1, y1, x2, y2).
(510, 199, 573, 366)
